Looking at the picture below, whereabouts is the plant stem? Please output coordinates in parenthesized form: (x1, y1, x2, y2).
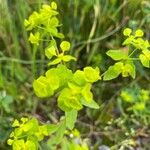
(128, 48, 138, 57)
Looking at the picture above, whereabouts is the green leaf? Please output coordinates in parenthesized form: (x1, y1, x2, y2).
(103, 62, 123, 81)
(47, 27, 58, 37)
(120, 91, 133, 103)
(25, 140, 37, 150)
(68, 96, 83, 111)
(139, 54, 150, 68)
(36, 125, 49, 141)
(46, 65, 73, 88)
(81, 98, 99, 109)
(68, 82, 81, 94)
(58, 88, 74, 111)
(122, 62, 136, 78)
(7, 139, 14, 146)
(13, 128, 22, 137)
(60, 41, 71, 52)
(58, 88, 83, 111)
(55, 65, 73, 87)
(142, 49, 150, 59)
(135, 29, 144, 37)
(45, 46, 57, 59)
(1, 95, 13, 113)
(24, 19, 30, 27)
(47, 124, 60, 134)
(13, 140, 25, 150)
(40, 125, 49, 136)
(56, 33, 65, 39)
(12, 120, 20, 127)
(65, 109, 77, 130)
(49, 17, 59, 27)
(33, 76, 54, 98)
(128, 62, 136, 79)
(25, 11, 41, 30)
(47, 120, 66, 146)
(48, 58, 61, 66)
(106, 50, 128, 60)
(83, 67, 100, 83)
(81, 84, 93, 102)
(123, 28, 132, 36)
(45, 71, 59, 90)
(133, 103, 145, 111)
(51, 1, 57, 10)
(62, 55, 76, 62)
(29, 32, 40, 45)
(73, 70, 86, 86)
(21, 118, 28, 124)
(122, 36, 134, 46)
(53, 120, 66, 144)
(22, 118, 38, 132)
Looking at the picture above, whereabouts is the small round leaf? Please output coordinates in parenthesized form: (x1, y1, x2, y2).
(51, 1, 57, 10)
(123, 28, 132, 36)
(60, 41, 71, 52)
(135, 29, 144, 37)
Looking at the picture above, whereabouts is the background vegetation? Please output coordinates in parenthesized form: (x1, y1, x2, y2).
(0, 0, 150, 149)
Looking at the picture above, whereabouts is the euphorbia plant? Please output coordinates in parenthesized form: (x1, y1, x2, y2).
(7, 1, 150, 150)
(103, 28, 150, 80)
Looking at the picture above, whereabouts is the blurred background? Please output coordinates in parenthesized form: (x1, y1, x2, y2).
(0, 0, 150, 149)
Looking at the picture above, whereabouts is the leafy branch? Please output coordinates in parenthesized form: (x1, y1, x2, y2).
(7, 1, 150, 150)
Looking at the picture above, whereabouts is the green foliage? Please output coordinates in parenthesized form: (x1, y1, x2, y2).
(8, 1, 101, 149)
(45, 45, 57, 59)
(60, 41, 71, 52)
(47, 129, 89, 150)
(0, 91, 13, 113)
(33, 76, 55, 98)
(65, 129, 89, 150)
(139, 49, 150, 67)
(104, 28, 150, 80)
(65, 110, 77, 130)
(84, 67, 100, 82)
(123, 28, 132, 36)
(28, 32, 40, 45)
(47, 119, 66, 146)
(33, 63, 100, 112)
(103, 62, 123, 80)
(81, 98, 100, 109)
(120, 86, 150, 113)
(106, 50, 128, 61)
(7, 117, 58, 150)
(7, 1, 150, 149)
(58, 88, 83, 111)
(24, 2, 63, 39)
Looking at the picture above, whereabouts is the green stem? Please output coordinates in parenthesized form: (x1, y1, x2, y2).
(128, 58, 140, 60)
(128, 48, 138, 57)
(50, 34, 60, 55)
(100, 71, 107, 78)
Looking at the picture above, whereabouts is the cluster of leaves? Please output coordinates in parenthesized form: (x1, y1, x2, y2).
(104, 86, 150, 148)
(8, 1, 100, 149)
(119, 86, 150, 114)
(7, 1, 150, 149)
(101, 85, 150, 149)
(103, 28, 150, 80)
(24, 1, 64, 46)
(45, 40, 76, 66)
(33, 64, 100, 112)
(7, 117, 68, 150)
(7, 117, 89, 150)
(7, 117, 50, 149)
